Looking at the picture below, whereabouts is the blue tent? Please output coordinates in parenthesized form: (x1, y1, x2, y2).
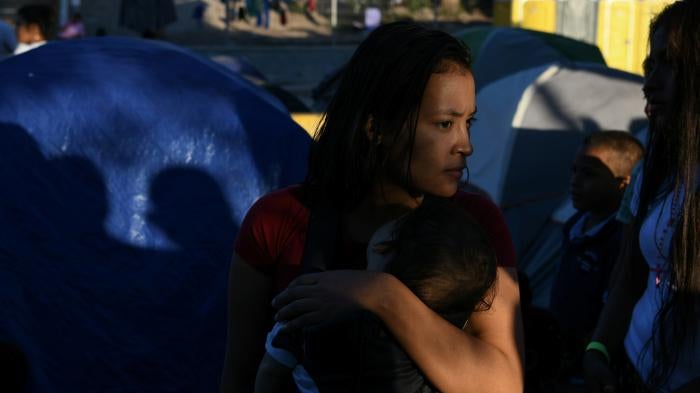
(0, 38, 310, 392)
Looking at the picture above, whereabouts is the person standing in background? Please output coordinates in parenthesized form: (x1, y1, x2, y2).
(550, 131, 643, 382)
(583, 1, 700, 392)
(14, 5, 54, 55)
(59, 13, 85, 39)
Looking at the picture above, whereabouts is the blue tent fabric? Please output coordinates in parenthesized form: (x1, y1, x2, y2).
(0, 38, 310, 392)
(473, 28, 568, 92)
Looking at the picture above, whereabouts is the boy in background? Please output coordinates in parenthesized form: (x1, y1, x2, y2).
(550, 131, 644, 379)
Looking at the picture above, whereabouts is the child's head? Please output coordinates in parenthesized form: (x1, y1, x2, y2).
(381, 198, 497, 326)
(16, 5, 54, 44)
(570, 131, 644, 213)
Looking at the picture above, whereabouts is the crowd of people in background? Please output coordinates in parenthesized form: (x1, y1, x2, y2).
(0, 4, 82, 59)
(0, 0, 179, 56)
(0, 0, 300, 54)
(220, 0, 293, 30)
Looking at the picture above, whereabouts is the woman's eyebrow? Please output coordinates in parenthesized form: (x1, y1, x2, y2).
(433, 107, 478, 117)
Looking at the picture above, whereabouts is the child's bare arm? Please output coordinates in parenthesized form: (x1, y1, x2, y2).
(254, 352, 293, 393)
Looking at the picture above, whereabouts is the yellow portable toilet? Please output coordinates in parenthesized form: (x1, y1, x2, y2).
(494, 0, 557, 33)
(495, 0, 677, 75)
(632, 0, 675, 74)
(597, 0, 638, 72)
(521, 0, 557, 32)
(596, 0, 675, 74)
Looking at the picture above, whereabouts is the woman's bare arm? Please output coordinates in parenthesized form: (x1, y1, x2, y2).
(375, 266, 524, 393)
(590, 224, 647, 354)
(220, 254, 274, 393)
(583, 223, 647, 393)
(274, 267, 524, 393)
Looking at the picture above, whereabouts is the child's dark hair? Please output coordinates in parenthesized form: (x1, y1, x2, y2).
(17, 5, 55, 39)
(582, 131, 644, 175)
(384, 198, 497, 326)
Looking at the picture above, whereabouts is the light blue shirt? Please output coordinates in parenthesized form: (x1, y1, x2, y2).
(622, 169, 700, 392)
(265, 322, 319, 393)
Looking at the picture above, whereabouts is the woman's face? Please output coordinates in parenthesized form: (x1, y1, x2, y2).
(643, 25, 676, 130)
(386, 65, 476, 199)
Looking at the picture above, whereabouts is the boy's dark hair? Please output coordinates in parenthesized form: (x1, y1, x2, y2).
(306, 21, 472, 210)
(384, 198, 497, 326)
(17, 5, 55, 39)
(582, 131, 644, 176)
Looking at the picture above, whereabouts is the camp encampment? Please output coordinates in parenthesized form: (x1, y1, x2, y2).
(0, 37, 310, 393)
(0, 22, 653, 391)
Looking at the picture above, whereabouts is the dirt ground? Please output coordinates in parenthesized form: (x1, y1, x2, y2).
(166, 0, 491, 46)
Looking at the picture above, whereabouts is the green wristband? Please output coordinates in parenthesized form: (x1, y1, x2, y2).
(586, 341, 610, 363)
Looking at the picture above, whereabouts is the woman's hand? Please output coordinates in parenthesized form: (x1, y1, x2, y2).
(583, 350, 617, 393)
(271, 270, 392, 330)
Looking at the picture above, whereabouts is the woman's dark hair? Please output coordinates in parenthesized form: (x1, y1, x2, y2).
(384, 198, 497, 326)
(17, 5, 55, 39)
(306, 22, 472, 210)
(634, 1, 700, 389)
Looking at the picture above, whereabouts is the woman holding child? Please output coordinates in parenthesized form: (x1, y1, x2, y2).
(220, 22, 524, 392)
(583, 1, 700, 392)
